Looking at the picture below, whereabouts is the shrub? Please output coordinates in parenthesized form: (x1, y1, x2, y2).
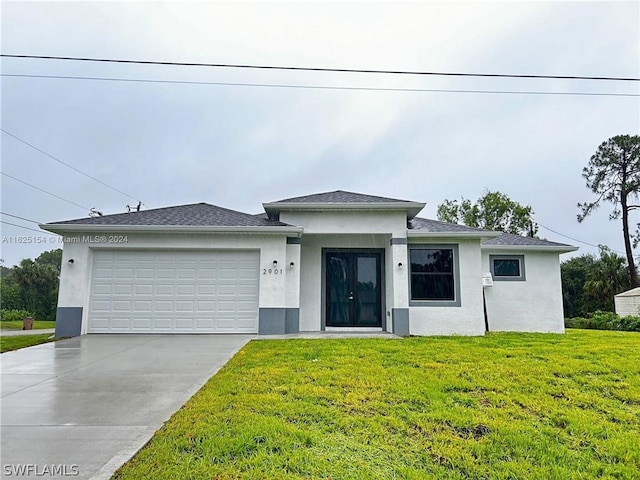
(0, 309, 35, 322)
(614, 315, 640, 332)
(565, 310, 640, 332)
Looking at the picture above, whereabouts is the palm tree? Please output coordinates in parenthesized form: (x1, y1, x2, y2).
(584, 246, 631, 311)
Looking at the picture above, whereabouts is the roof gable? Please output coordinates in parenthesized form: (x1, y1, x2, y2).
(263, 190, 425, 220)
(267, 190, 418, 204)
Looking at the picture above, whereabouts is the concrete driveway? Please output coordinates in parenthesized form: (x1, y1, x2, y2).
(1, 335, 252, 479)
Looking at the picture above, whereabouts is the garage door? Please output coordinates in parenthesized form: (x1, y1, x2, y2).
(88, 250, 259, 333)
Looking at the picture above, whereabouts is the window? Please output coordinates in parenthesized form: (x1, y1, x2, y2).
(409, 245, 460, 307)
(490, 255, 526, 281)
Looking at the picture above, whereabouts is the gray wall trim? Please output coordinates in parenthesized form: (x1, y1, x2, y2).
(390, 238, 408, 245)
(285, 308, 300, 333)
(259, 308, 299, 334)
(489, 254, 526, 281)
(392, 308, 410, 336)
(258, 308, 285, 335)
(287, 237, 302, 245)
(408, 244, 462, 307)
(55, 307, 83, 337)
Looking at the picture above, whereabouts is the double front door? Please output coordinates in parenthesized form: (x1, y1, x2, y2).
(325, 250, 383, 328)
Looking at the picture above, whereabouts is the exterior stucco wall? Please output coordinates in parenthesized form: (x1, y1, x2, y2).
(56, 232, 294, 334)
(482, 249, 565, 333)
(408, 238, 485, 336)
(280, 210, 407, 236)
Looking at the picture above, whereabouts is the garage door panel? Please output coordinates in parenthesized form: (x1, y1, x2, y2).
(197, 285, 215, 295)
(176, 284, 195, 295)
(88, 250, 259, 333)
(135, 285, 153, 295)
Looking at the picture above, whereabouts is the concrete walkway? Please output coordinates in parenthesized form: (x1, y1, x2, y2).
(0, 328, 55, 336)
(1, 335, 252, 479)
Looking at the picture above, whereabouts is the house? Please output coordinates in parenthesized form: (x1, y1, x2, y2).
(614, 287, 640, 317)
(41, 190, 577, 337)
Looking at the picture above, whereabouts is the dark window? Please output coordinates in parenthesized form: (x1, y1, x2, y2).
(493, 259, 521, 277)
(410, 248, 455, 301)
(489, 255, 526, 281)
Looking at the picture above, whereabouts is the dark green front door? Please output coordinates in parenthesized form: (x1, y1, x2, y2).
(326, 251, 382, 327)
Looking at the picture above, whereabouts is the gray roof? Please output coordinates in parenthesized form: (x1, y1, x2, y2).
(46, 203, 291, 227)
(409, 217, 498, 235)
(482, 232, 574, 248)
(266, 190, 418, 204)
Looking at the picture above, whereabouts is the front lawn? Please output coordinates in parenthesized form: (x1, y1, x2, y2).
(115, 330, 640, 479)
(0, 333, 56, 353)
(0, 320, 56, 330)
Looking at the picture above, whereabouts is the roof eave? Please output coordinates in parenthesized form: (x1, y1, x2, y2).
(263, 202, 426, 219)
(40, 224, 304, 236)
(481, 244, 579, 253)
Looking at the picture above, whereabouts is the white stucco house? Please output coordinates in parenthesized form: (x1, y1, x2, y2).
(42, 190, 577, 337)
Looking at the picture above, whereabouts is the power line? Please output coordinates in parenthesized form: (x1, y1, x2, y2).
(1, 129, 145, 205)
(1, 172, 89, 211)
(0, 220, 58, 236)
(0, 212, 42, 224)
(2, 74, 638, 97)
(538, 222, 627, 255)
(2, 54, 639, 82)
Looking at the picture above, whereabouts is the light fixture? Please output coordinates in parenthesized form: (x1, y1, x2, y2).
(68, 259, 75, 265)
(290, 262, 295, 269)
(273, 260, 278, 268)
(398, 262, 403, 268)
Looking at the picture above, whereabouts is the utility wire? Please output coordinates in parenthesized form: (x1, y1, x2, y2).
(538, 222, 626, 255)
(0, 212, 42, 224)
(2, 74, 638, 97)
(1, 172, 89, 211)
(0, 220, 58, 236)
(1, 129, 145, 205)
(2, 54, 639, 82)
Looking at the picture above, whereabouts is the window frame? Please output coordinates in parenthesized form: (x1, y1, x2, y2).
(489, 254, 526, 282)
(408, 244, 461, 307)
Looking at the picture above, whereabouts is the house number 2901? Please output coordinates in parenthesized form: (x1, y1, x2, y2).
(263, 268, 283, 275)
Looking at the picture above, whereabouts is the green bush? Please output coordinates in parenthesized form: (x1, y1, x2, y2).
(565, 310, 640, 332)
(0, 309, 35, 322)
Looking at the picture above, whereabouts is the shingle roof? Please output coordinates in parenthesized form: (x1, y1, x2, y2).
(46, 203, 291, 227)
(267, 190, 418, 204)
(482, 232, 574, 248)
(409, 217, 498, 235)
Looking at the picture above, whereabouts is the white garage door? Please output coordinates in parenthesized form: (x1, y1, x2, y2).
(88, 250, 259, 333)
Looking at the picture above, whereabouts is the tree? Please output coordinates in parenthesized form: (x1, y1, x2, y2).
(561, 246, 631, 317)
(561, 254, 599, 317)
(437, 190, 537, 235)
(2, 249, 62, 320)
(583, 246, 631, 312)
(578, 135, 640, 288)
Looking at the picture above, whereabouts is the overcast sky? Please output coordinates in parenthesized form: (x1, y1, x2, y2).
(1, 1, 639, 267)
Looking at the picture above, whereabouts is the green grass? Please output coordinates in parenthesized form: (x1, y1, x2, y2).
(115, 330, 640, 479)
(0, 333, 56, 353)
(0, 320, 56, 330)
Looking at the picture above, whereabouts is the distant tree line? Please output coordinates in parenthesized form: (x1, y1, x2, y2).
(561, 246, 633, 318)
(0, 249, 61, 321)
